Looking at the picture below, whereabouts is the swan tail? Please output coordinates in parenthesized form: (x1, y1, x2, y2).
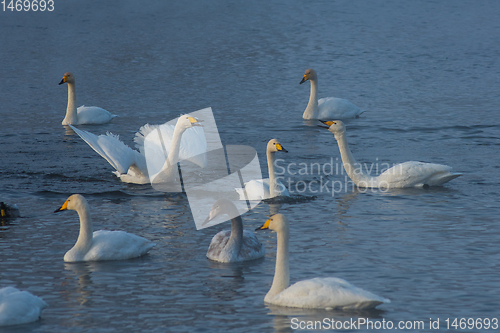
(436, 172, 462, 185)
(341, 300, 385, 310)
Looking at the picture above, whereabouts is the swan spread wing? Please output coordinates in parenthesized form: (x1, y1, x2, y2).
(69, 124, 143, 174)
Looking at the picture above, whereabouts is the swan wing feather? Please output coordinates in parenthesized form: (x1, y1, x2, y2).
(83, 230, 155, 261)
(76, 105, 117, 125)
(317, 97, 362, 119)
(272, 277, 389, 309)
(69, 124, 141, 174)
(379, 161, 461, 187)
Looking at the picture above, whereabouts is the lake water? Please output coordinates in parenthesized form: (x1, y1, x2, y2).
(1, 0, 500, 332)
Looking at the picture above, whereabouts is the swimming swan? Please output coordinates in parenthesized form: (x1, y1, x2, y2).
(300, 69, 362, 120)
(54, 194, 155, 262)
(256, 214, 389, 310)
(204, 199, 265, 263)
(236, 139, 290, 200)
(319, 120, 462, 188)
(0, 287, 48, 327)
(68, 115, 206, 184)
(59, 72, 117, 125)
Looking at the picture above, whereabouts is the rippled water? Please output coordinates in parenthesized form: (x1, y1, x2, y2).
(1, 0, 500, 332)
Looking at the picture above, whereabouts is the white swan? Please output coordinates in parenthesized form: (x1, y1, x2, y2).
(257, 214, 390, 310)
(204, 199, 265, 263)
(68, 115, 206, 184)
(59, 72, 117, 125)
(54, 194, 155, 262)
(236, 139, 290, 200)
(320, 120, 462, 188)
(300, 69, 363, 120)
(0, 287, 48, 327)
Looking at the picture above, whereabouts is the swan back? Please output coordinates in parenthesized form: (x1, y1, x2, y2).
(271, 277, 390, 310)
(0, 287, 48, 327)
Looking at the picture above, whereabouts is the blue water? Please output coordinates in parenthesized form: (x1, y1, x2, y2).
(1, 0, 500, 332)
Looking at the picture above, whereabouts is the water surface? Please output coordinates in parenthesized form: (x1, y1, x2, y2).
(1, 0, 500, 332)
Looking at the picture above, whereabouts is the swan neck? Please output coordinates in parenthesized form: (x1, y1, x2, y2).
(166, 125, 185, 167)
(226, 216, 243, 256)
(74, 202, 93, 251)
(266, 226, 290, 301)
(64, 82, 78, 124)
(267, 149, 277, 197)
(303, 79, 319, 119)
(334, 132, 371, 185)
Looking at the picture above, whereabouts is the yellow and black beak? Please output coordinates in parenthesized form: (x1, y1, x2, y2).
(255, 218, 271, 231)
(299, 74, 309, 84)
(318, 120, 335, 129)
(188, 116, 203, 127)
(58, 76, 68, 85)
(276, 143, 288, 153)
(54, 200, 69, 213)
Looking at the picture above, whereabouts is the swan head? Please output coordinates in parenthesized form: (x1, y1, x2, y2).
(59, 72, 75, 85)
(300, 68, 317, 84)
(202, 199, 240, 226)
(318, 120, 346, 135)
(267, 139, 288, 153)
(176, 115, 203, 131)
(256, 213, 288, 233)
(54, 194, 86, 213)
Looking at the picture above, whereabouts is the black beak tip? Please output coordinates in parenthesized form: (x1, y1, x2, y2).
(58, 80, 65, 85)
(54, 208, 62, 213)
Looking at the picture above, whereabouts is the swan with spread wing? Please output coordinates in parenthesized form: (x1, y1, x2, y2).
(69, 115, 207, 184)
